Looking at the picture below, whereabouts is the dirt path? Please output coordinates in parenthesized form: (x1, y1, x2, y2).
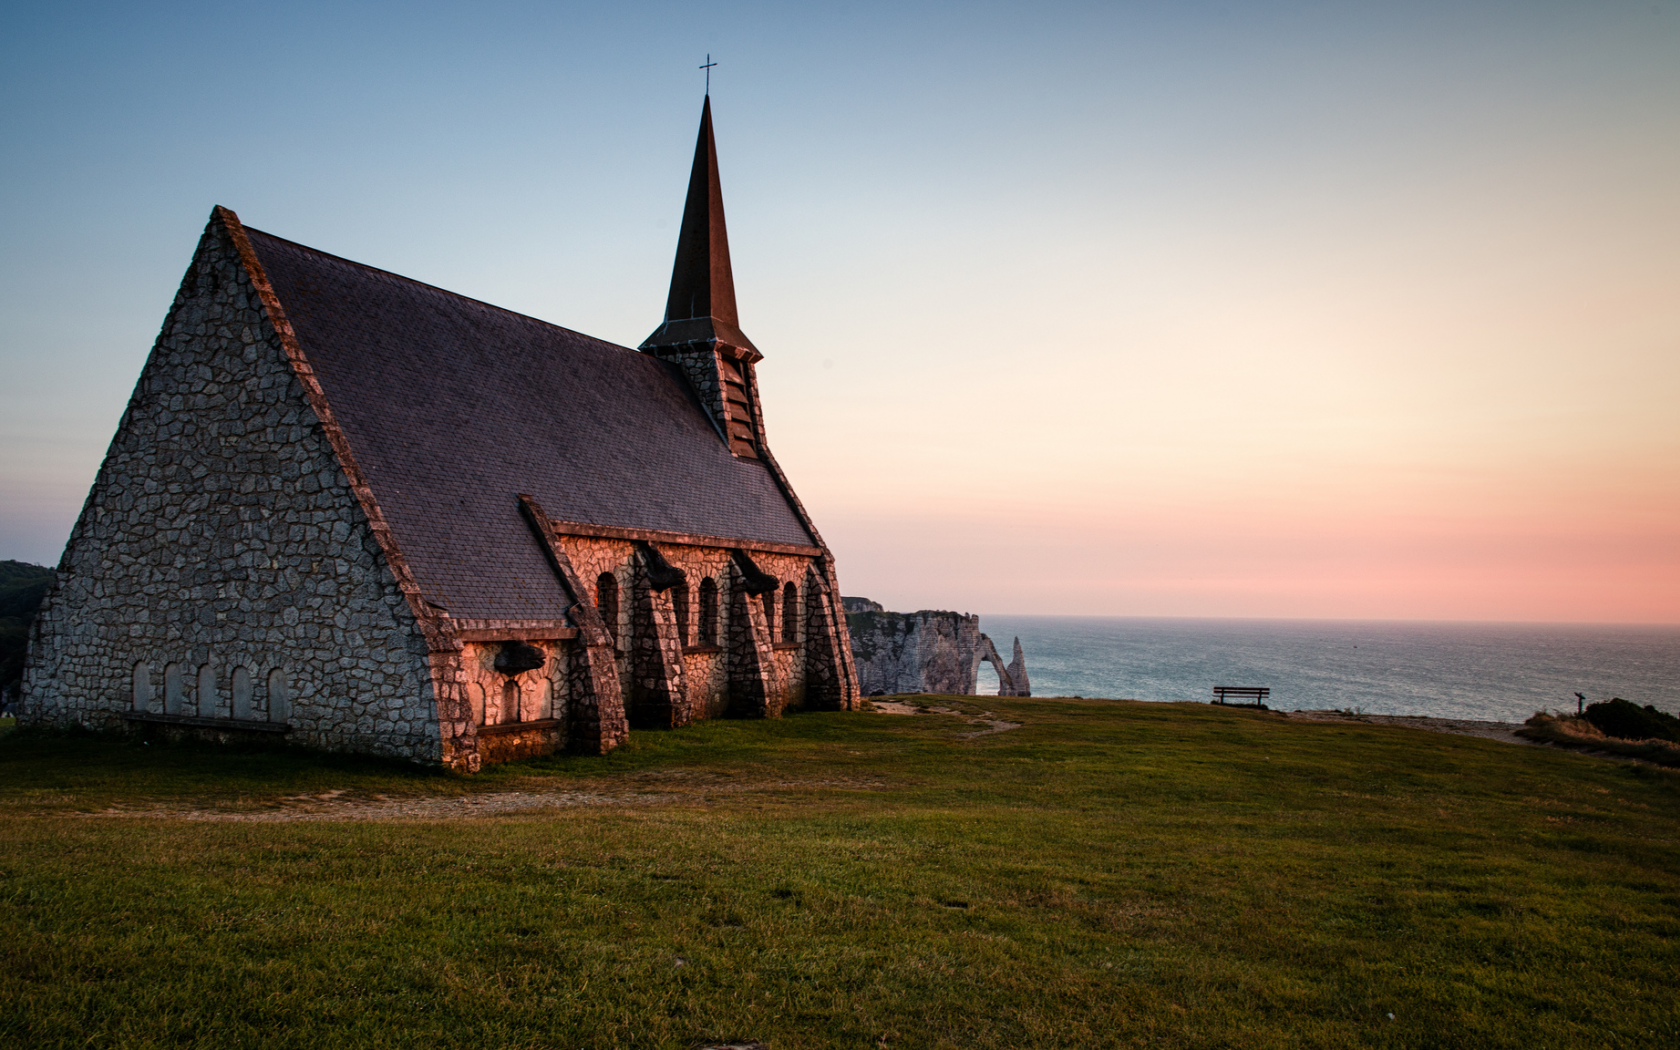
(90, 789, 673, 823)
(81, 769, 892, 823)
(1283, 710, 1532, 745)
(868, 699, 1022, 736)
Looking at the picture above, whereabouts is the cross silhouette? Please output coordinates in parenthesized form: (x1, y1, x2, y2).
(700, 54, 717, 93)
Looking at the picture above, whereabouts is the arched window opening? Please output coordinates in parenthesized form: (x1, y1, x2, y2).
(132, 661, 153, 713)
(196, 665, 217, 718)
(698, 578, 718, 646)
(231, 666, 254, 720)
(597, 572, 619, 646)
(267, 668, 291, 723)
(163, 663, 184, 715)
(782, 582, 798, 643)
(501, 680, 521, 725)
(673, 579, 691, 647)
(761, 586, 777, 640)
(468, 682, 486, 726)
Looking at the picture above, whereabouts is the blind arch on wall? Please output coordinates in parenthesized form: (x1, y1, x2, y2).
(267, 668, 291, 723)
(163, 663, 184, 715)
(196, 665, 217, 718)
(231, 666, 254, 720)
(132, 662, 153, 713)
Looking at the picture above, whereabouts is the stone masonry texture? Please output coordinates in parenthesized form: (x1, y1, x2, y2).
(21, 207, 860, 770)
(22, 215, 438, 761)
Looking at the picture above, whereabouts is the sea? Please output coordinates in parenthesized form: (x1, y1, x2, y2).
(971, 617, 1680, 723)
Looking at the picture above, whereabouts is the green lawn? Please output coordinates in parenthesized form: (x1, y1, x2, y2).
(2, 698, 1676, 1049)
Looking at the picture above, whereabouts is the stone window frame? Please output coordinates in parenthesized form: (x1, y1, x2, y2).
(672, 578, 691, 647)
(597, 572, 620, 647)
(697, 577, 719, 646)
(500, 679, 521, 726)
(781, 582, 798, 644)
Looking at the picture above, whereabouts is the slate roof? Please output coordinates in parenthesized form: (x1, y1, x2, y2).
(245, 227, 816, 621)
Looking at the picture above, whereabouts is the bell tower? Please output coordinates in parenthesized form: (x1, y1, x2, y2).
(640, 96, 764, 459)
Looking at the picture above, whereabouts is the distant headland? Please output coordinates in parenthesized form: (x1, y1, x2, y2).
(843, 597, 1029, 698)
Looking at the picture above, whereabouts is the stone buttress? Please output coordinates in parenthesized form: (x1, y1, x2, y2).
(626, 542, 693, 729)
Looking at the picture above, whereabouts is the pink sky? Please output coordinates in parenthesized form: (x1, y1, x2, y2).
(2, 2, 1676, 622)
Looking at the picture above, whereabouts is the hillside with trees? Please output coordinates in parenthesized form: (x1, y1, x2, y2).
(1, 560, 54, 706)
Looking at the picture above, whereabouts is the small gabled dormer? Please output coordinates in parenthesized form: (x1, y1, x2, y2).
(640, 95, 764, 459)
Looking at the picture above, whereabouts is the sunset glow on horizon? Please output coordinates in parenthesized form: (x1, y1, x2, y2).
(2, 1, 1676, 623)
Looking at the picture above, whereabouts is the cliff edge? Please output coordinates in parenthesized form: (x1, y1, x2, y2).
(842, 598, 1029, 698)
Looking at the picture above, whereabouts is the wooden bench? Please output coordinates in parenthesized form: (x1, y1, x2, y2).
(1212, 685, 1270, 708)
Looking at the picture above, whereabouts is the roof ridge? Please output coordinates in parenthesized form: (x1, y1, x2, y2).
(242, 224, 635, 356)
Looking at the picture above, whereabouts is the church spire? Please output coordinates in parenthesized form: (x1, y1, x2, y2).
(642, 95, 759, 360)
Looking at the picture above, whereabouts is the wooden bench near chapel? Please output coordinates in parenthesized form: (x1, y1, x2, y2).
(1212, 686, 1270, 709)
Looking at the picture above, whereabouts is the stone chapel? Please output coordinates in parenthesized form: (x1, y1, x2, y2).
(21, 97, 860, 772)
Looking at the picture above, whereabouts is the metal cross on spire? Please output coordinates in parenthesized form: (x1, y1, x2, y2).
(700, 54, 717, 93)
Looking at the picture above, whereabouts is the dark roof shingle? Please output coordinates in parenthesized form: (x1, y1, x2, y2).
(246, 228, 814, 621)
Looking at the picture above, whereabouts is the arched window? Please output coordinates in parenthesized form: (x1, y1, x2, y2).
(673, 579, 691, 647)
(501, 680, 520, 725)
(468, 681, 486, 726)
(196, 665, 217, 717)
(699, 578, 718, 645)
(163, 663, 184, 715)
(267, 668, 291, 723)
(597, 572, 619, 646)
(132, 661, 153, 713)
(761, 585, 777, 640)
(782, 582, 798, 643)
(231, 666, 253, 720)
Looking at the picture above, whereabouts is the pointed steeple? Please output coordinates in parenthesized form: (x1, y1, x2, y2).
(641, 96, 766, 459)
(641, 96, 759, 360)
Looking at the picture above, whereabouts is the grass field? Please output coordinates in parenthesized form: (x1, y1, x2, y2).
(2, 697, 1677, 1049)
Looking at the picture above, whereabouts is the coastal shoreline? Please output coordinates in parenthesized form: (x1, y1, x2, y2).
(1282, 709, 1529, 745)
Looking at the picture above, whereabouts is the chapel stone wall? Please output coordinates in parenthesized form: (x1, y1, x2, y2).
(555, 536, 830, 723)
(21, 217, 438, 761)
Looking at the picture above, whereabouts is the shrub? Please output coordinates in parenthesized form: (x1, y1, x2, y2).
(1520, 712, 1680, 768)
(1583, 698, 1680, 744)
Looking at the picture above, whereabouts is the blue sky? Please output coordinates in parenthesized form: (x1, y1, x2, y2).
(4, 1, 1677, 619)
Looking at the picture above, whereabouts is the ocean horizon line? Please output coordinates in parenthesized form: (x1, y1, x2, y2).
(964, 613, 1680, 630)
